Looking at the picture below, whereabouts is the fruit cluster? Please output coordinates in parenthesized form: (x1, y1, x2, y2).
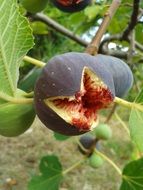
(78, 123, 112, 168)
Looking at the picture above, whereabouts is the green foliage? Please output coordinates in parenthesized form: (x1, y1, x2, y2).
(89, 152, 104, 168)
(129, 88, 143, 151)
(84, 5, 103, 21)
(0, 0, 34, 99)
(0, 102, 35, 137)
(18, 67, 42, 92)
(54, 132, 70, 141)
(28, 155, 63, 190)
(120, 158, 143, 190)
(20, 0, 49, 13)
(93, 123, 112, 140)
(31, 22, 49, 35)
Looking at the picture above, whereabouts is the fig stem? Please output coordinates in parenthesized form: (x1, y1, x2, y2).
(114, 97, 143, 112)
(94, 149, 122, 176)
(24, 91, 34, 98)
(114, 112, 130, 135)
(0, 93, 33, 104)
(63, 157, 87, 175)
(23, 56, 46, 67)
(85, 0, 121, 55)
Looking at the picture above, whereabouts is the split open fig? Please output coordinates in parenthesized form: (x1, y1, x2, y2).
(52, 0, 91, 13)
(34, 52, 116, 136)
(0, 90, 35, 137)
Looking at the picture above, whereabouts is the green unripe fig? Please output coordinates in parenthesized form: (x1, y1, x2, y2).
(0, 90, 35, 137)
(89, 153, 104, 168)
(94, 123, 112, 140)
(20, 0, 49, 13)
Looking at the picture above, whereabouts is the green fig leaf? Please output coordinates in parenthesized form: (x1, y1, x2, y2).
(0, 0, 34, 99)
(28, 155, 63, 190)
(120, 158, 143, 190)
(129, 88, 143, 151)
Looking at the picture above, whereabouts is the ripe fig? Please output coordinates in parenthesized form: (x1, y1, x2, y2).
(79, 134, 95, 150)
(20, 0, 49, 13)
(89, 152, 104, 168)
(78, 134, 95, 154)
(94, 123, 112, 140)
(34, 52, 115, 136)
(52, 0, 91, 13)
(78, 134, 100, 155)
(0, 90, 35, 137)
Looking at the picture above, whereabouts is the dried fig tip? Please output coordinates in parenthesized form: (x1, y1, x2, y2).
(44, 67, 114, 131)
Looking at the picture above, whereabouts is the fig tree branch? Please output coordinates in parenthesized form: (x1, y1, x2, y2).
(31, 13, 88, 47)
(122, 0, 140, 40)
(99, 34, 143, 53)
(28, 10, 143, 58)
(85, 0, 121, 55)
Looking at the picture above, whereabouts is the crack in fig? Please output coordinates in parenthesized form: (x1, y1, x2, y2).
(57, 0, 83, 6)
(45, 67, 114, 131)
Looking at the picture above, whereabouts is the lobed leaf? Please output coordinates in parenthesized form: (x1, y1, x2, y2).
(28, 155, 63, 190)
(0, 0, 34, 98)
(120, 158, 143, 190)
(129, 88, 143, 151)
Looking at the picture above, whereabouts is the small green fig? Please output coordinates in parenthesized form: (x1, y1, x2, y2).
(0, 90, 35, 137)
(20, 0, 49, 13)
(89, 152, 104, 168)
(94, 123, 112, 140)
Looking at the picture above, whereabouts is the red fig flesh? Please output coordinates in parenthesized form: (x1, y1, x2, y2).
(45, 67, 113, 132)
(53, 0, 91, 13)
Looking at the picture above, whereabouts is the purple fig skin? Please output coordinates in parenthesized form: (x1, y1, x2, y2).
(52, 0, 91, 13)
(34, 52, 115, 136)
(93, 55, 133, 97)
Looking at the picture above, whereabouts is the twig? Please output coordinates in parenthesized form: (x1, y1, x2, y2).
(105, 104, 117, 123)
(115, 112, 130, 135)
(63, 157, 87, 175)
(122, 0, 140, 40)
(94, 149, 122, 175)
(32, 13, 88, 47)
(0, 92, 33, 104)
(114, 97, 143, 112)
(23, 55, 46, 67)
(99, 34, 143, 53)
(85, 0, 121, 55)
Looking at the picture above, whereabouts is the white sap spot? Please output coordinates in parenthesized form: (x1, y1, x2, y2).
(59, 89, 63, 92)
(51, 71, 54, 75)
(52, 83, 56, 87)
(67, 67, 71, 71)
